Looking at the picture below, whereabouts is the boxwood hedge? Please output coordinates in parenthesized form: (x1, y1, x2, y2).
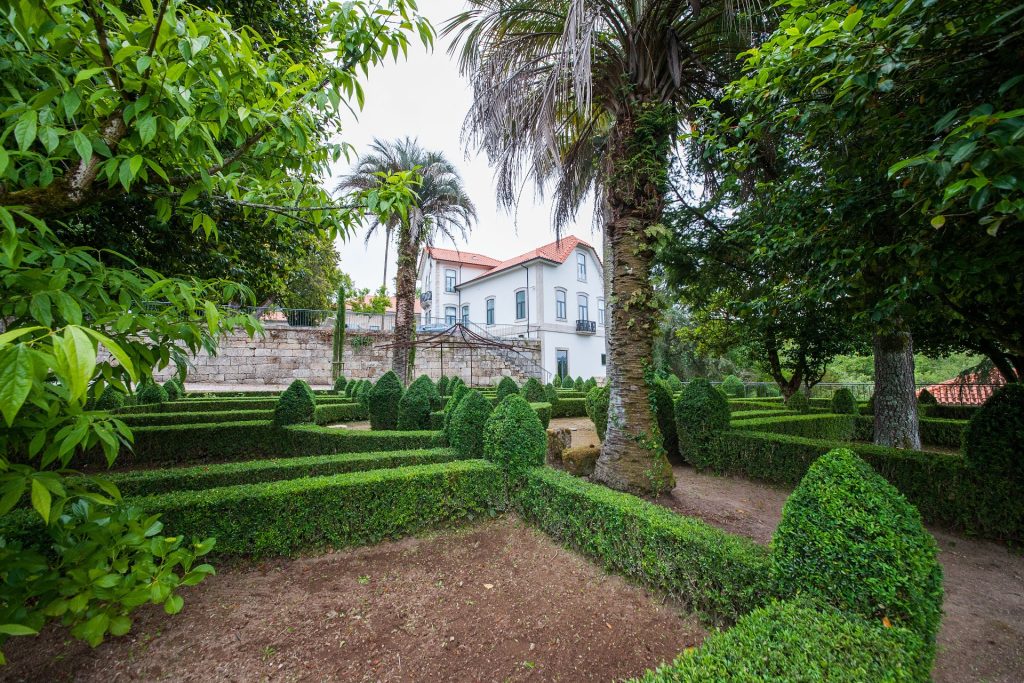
(731, 414, 855, 441)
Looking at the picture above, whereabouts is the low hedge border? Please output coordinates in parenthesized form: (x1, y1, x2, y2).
(551, 397, 587, 418)
(727, 400, 788, 412)
(314, 402, 368, 425)
(730, 409, 794, 420)
(517, 467, 771, 624)
(118, 409, 272, 426)
(699, 429, 1022, 540)
(89, 448, 464, 497)
(118, 397, 355, 414)
(852, 416, 967, 450)
(731, 414, 856, 441)
(925, 404, 979, 420)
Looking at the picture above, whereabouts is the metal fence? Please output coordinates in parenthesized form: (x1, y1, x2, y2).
(705, 380, 1005, 405)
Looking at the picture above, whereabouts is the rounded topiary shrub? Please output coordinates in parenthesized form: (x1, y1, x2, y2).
(368, 371, 404, 430)
(442, 382, 470, 441)
(573, 376, 585, 392)
(397, 378, 433, 430)
(785, 390, 810, 414)
(964, 383, 1024, 484)
(674, 378, 729, 464)
(333, 375, 348, 393)
(449, 390, 494, 457)
(358, 379, 372, 411)
(650, 380, 678, 461)
(483, 395, 547, 477)
(772, 448, 943, 649)
(917, 388, 938, 405)
(447, 376, 465, 398)
(520, 377, 546, 403)
(721, 374, 745, 398)
(583, 377, 598, 393)
(137, 382, 168, 405)
(830, 387, 858, 415)
(409, 374, 441, 409)
(437, 375, 450, 397)
(95, 385, 126, 411)
(543, 383, 560, 406)
(274, 379, 316, 426)
(666, 374, 684, 393)
(496, 376, 519, 402)
(552, 375, 562, 389)
(585, 385, 610, 441)
(163, 379, 183, 401)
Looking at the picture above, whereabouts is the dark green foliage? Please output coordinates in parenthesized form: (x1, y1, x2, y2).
(964, 384, 1024, 485)
(409, 374, 441, 408)
(496, 376, 519, 401)
(313, 402, 368, 424)
(397, 377, 434, 430)
(437, 375, 450, 396)
(137, 382, 169, 405)
(632, 601, 929, 682)
(755, 383, 768, 398)
(552, 374, 562, 388)
(140, 461, 505, 557)
(551, 397, 587, 418)
(585, 385, 610, 441)
(442, 382, 470, 442)
(368, 371, 404, 430)
(117, 395, 352, 414)
(785, 391, 810, 413)
(483, 395, 547, 477)
(852, 415, 965, 450)
(583, 377, 598, 393)
(449, 390, 494, 457)
(120, 409, 274, 426)
(333, 375, 348, 393)
(866, 393, 875, 414)
(520, 377, 546, 403)
(95, 385, 126, 411)
(517, 467, 771, 624)
(925, 404, 978, 420)
(917, 388, 938, 405)
(448, 376, 465, 395)
(732, 414, 855, 441)
(345, 381, 356, 398)
(650, 380, 678, 461)
(573, 376, 584, 391)
(721, 375, 745, 398)
(675, 378, 730, 463)
(773, 449, 943, 650)
(358, 380, 372, 412)
(273, 380, 316, 426)
(530, 402, 552, 428)
(543, 383, 560, 406)
(96, 448, 464, 497)
(830, 388, 858, 415)
(726, 399, 786, 412)
(163, 379, 184, 401)
(666, 374, 684, 392)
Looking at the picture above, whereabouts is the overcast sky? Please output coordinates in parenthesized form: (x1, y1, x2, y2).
(327, 0, 598, 292)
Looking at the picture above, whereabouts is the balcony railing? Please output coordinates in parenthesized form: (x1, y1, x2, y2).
(576, 319, 596, 334)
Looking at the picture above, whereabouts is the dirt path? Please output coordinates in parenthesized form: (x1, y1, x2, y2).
(1, 517, 703, 682)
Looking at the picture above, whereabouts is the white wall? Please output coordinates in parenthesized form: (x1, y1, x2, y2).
(420, 255, 492, 325)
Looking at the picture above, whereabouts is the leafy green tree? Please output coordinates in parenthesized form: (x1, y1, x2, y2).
(447, 0, 764, 494)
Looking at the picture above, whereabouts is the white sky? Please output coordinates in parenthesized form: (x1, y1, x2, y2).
(327, 0, 598, 292)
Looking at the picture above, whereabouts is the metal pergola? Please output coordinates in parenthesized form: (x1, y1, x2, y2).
(377, 322, 531, 386)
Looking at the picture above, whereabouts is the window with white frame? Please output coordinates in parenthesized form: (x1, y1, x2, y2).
(597, 298, 605, 325)
(555, 288, 567, 320)
(444, 306, 456, 325)
(445, 268, 456, 292)
(461, 304, 470, 324)
(577, 293, 589, 321)
(576, 252, 587, 281)
(486, 298, 495, 325)
(515, 289, 526, 320)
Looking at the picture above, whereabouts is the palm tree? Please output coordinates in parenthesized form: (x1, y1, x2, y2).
(337, 138, 477, 383)
(446, 1, 758, 494)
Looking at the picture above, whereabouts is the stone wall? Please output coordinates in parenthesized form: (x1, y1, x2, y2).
(153, 324, 541, 386)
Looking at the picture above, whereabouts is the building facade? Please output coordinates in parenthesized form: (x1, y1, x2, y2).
(417, 235, 607, 381)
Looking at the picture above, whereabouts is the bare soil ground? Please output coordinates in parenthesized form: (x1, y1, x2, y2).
(1, 517, 703, 682)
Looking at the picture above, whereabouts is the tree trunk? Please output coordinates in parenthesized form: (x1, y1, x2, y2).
(591, 102, 675, 496)
(391, 225, 417, 385)
(873, 321, 921, 449)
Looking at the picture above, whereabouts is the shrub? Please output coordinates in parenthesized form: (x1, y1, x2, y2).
(543, 383, 560, 406)
(675, 378, 729, 463)
(409, 374, 440, 409)
(333, 375, 348, 393)
(964, 383, 1024, 485)
(442, 382, 470, 441)
(483, 395, 547, 477)
(397, 379, 434, 430)
(583, 377, 598, 392)
(754, 383, 768, 398)
(551, 397, 587, 419)
(368, 371, 404, 430)
(632, 601, 929, 682)
(866, 393, 875, 414)
(772, 449, 943, 650)
(520, 377, 546, 403)
(585, 385, 610, 441)
(732, 414, 856, 441)
(917, 388, 938, 405)
(345, 381, 356, 398)
(666, 374, 684, 392)
(650, 380, 678, 461)
(163, 379, 184, 401)
(95, 385, 126, 411)
(721, 374, 745, 398)
(137, 381, 169, 405)
(273, 380, 317, 426)
(830, 388, 858, 415)
(437, 375, 450, 396)
(573, 376, 585, 391)
(496, 376, 519, 401)
(552, 374, 562, 388)
(785, 390, 810, 413)
(448, 376, 465, 396)
(449, 390, 494, 457)
(530, 401, 552, 428)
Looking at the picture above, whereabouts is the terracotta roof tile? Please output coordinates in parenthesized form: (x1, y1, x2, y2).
(460, 235, 598, 284)
(425, 246, 502, 268)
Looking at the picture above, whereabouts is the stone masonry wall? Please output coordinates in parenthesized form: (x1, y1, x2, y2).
(153, 325, 541, 386)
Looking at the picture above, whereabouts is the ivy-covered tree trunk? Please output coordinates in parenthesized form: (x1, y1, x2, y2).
(392, 225, 418, 384)
(873, 321, 921, 449)
(591, 101, 675, 496)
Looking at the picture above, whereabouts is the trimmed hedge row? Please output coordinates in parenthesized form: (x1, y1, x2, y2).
(729, 409, 794, 420)
(727, 399, 786, 412)
(852, 416, 967, 450)
(119, 397, 354, 414)
(313, 402, 368, 425)
(128, 460, 505, 557)
(118, 409, 273, 426)
(550, 397, 587, 418)
(925, 404, 979, 420)
(517, 467, 771, 624)
(731, 414, 856, 441)
(696, 429, 1023, 540)
(92, 448, 464, 497)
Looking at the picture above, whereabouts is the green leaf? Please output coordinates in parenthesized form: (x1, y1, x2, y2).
(842, 9, 863, 32)
(0, 345, 35, 425)
(109, 615, 132, 637)
(30, 478, 52, 523)
(14, 110, 37, 152)
(164, 594, 184, 615)
(79, 327, 137, 382)
(138, 116, 157, 145)
(72, 131, 93, 163)
(930, 215, 946, 228)
(0, 624, 38, 637)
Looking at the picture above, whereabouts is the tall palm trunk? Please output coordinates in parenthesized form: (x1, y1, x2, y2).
(592, 101, 676, 495)
(392, 224, 418, 384)
(873, 319, 921, 449)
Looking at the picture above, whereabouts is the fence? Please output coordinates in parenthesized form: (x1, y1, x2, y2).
(705, 380, 1005, 406)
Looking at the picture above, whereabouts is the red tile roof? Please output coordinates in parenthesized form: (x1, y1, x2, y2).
(425, 246, 502, 268)
(920, 371, 1006, 405)
(455, 235, 599, 285)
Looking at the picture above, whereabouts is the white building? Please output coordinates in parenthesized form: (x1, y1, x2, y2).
(417, 235, 607, 381)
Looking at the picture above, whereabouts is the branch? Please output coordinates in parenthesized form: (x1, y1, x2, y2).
(137, 0, 171, 98)
(83, 0, 127, 100)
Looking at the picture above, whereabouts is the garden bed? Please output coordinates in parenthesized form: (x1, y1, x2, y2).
(0, 517, 705, 682)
